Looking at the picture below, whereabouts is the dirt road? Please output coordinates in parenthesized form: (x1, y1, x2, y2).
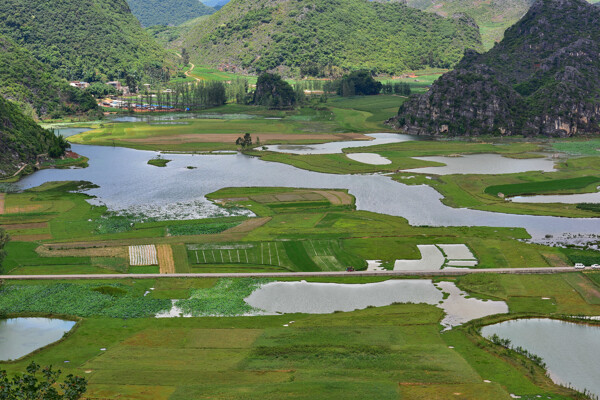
(0, 267, 589, 280)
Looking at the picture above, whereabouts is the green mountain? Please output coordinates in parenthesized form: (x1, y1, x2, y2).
(0, 36, 97, 119)
(0, 95, 67, 179)
(127, 0, 215, 27)
(0, 0, 168, 82)
(406, 0, 534, 49)
(178, 0, 483, 77)
(389, 0, 600, 137)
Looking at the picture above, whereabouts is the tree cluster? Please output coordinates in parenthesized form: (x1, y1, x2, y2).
(335, 71, 382, 96)
(252, 73, 296, 109)
(0, 362, 87, 400)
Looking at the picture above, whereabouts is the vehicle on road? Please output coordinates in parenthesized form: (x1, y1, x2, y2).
(574, 263, 586, 269)
(592, 264, 600, 270)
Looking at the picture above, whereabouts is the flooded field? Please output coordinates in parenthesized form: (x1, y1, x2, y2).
(0, 318, 76, 361)
(482, 318, 600, 397)
(264, 133, 415, 154)
(405, 154, 556, 175)
(244, 280, 507, 328)
(346, 153, 392, 165)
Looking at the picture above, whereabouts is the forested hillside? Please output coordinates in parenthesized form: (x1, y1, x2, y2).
(389, 0, 600, 137)
(406, 0, 534, 48)
(0, 96, 68, 178)
(127, 0, 215, 27)
(0, 0, 169, 82)
(0, 36, 97, 119)
(178, 0, 482, 77)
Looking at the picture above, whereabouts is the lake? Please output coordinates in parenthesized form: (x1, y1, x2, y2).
(0, 318, 76, 361)
(16, 144, 600, 242)
(482, 318, 600, 397)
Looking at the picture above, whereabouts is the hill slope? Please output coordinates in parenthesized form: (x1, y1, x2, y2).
(0, 96, 67, 178)
(0, 0, 168, 81)
(127, 0, 215, 27)
(406, 0, 534, 49)
(179, 0, 482, 77)
(388, 0, 600, 137)
(0, 36, 97, 119)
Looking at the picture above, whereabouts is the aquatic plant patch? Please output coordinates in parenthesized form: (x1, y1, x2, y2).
(0, 283, 171, 318)
(176, 278, 271, 317)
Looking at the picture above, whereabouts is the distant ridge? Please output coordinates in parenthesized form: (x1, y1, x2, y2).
(0, 0, 168, 81)
(178, 0, 482, 77)
(127, 0, 215, 27)
(388, 0, 600, 137)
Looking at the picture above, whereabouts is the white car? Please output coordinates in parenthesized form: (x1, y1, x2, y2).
(574, 263, 585, 269)
(591, 264, 600, 270)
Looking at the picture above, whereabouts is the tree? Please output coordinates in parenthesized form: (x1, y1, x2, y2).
(252, 73, 296, 109)
(235, 133, 253, 149)
(0, 228, 8, 270)
(181, 48, 190, 66)
(0, 362, 87, 400)
(337, 70, 382, 96)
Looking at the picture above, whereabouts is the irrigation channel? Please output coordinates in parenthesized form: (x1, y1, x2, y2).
(17, 136, 600, 244)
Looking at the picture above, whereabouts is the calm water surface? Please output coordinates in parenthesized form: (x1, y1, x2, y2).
(244, 280, 507, 328)
(17, 144, 600, 241)
(511, 191, 600, 204)
(264, 133, 416, 154)
(405, 154, 556, 175)
(482, 319, 600, 397)
(0, 318, 76, 361)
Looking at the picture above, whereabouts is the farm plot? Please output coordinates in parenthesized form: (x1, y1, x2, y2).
(129, 245, 158, 266)
(187, 239, 362, 272)
(187, 242, 295, 270)
(394, 244, 479, 271)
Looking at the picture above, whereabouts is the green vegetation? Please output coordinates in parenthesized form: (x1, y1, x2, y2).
(126, 0, 214, 27)
(552, 139, 600, 156)
(177, 278, 270, 316)
(0, 274, 598, 398)
(0, 283, 171, 318)
(484, 176, 600, 197)
(336, 70, 382, 97)
(0, 0, 168, 82)
(0, 36, 97, 119)
(253, 74, 296, 109)
(0, 96, 70, 179)
(167, 222, 239, 236)
(0, 362, 87, 400)
(147, 156, 171, 167)
(178, 0, 482, 77)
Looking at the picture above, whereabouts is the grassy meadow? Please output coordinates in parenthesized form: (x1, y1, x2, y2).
(1, 273, 600, 399)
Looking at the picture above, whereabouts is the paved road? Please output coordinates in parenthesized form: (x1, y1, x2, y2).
(0, 267, 592, 280)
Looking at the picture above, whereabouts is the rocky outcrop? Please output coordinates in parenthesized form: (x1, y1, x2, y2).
(388, 0, 600, 137)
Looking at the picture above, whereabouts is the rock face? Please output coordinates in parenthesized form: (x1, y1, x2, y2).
(388, 0, 600, 137)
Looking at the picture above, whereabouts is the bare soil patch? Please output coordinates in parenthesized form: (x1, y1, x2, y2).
(37, 245, 128, 258)
(311, 190, 353, 205)
(157, 244, 176, 274)
(11, 234, 52, 241)
(1, 222, 48, 230)
(4, 204, 43, 214)
(223, 217, 271, 234)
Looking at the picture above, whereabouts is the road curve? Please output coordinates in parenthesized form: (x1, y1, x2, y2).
(0, 267, 590, 280)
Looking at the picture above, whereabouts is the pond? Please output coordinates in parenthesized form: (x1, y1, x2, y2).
(264, 133, 416, 154)
(243, 280, 507, 328)
(404, 154, 556, 175)
(16, 144, 600, 242)
(482, 318, 600, 398)
(0, 318, 76, 361)
(346, 153, 391, 165)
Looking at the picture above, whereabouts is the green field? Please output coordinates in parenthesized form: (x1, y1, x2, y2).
(485, 176, 600, 197)
(1, 273, 599, 399)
